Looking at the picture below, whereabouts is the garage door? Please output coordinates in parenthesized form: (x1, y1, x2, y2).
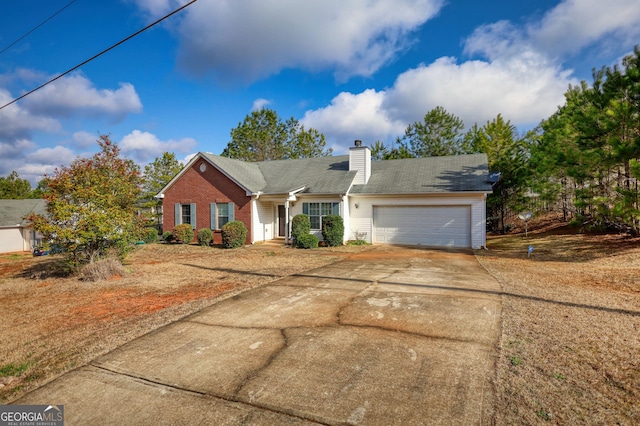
(373, 206, 471, 247)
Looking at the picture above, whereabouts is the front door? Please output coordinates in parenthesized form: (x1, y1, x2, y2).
(277, 205, 286, 238)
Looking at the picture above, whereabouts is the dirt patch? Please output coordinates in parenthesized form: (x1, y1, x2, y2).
(0, 242, 369, 402)
(477, 217, 640, 425)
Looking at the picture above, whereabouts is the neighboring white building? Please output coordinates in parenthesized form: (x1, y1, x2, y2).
(158, 141, 493, 249)
(0, 199, 46, 253)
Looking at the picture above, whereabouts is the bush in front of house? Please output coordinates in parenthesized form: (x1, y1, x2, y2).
(140, 227, 159, 244)
(197, 228, 213, 246)
(162, 231, 174, 243)
(296, 233, 319, 249)
(221, 220, 247, 249)
(322, 214, 344, 246)
(291, 214, 310, 243)
(80, 257, 126, 282)
(172, 224, 194, 244)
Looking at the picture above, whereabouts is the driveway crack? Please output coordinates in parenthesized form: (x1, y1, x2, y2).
(336, 269, 402, 325)
(90, 363, 328, 425)
(232, 328, 289, 396)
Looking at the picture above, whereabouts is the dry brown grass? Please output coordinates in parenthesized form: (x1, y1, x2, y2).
(79, 257, 126, 282)
(0, 242, 367, 402)
(477, 215, 640, 425)
(2, 224, 639, 424)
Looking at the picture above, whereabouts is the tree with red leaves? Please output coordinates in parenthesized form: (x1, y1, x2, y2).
(28, 135, 143, 268)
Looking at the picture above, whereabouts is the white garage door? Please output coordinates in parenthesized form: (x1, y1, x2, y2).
(373, 206, 471, 247)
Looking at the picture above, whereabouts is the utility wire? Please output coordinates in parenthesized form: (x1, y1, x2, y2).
(0, 0, 78, 56)
(0, 0, 198, 111)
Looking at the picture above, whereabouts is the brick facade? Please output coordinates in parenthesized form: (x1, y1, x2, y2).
(162, 159, 252, 245)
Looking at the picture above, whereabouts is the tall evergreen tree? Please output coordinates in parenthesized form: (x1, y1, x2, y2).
(141, 152, 183, 231)
(0, 171, 33, 199)
(466, 114, 530, 232)
(534, 46, 640, 234)
(222, 108, 332, 161)
(400, 106, 473, 157)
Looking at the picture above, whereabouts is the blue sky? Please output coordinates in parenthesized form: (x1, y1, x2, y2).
(1, 0, 639, 184)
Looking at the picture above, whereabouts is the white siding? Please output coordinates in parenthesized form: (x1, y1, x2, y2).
(349, 147, 371, 185)
(348, 194, 487, 249)
(0, 228, 27, 253)
(252, 199, 276, 243)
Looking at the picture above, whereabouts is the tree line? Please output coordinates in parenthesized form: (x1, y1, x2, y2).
(531, 46, 640, 235)
(5, 45, 639, 269)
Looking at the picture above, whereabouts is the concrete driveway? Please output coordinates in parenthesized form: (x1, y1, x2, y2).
(17, 246, 502, 425)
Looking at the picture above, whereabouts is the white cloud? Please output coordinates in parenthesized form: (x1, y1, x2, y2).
(252, 98, 272, 111)
(0, 138, 36, 161)
(465, 0, 640, 62)
(302, 89, 406, 149)
(529, 0, 640, 57)
(26, 145, 77, 165)
(304, 0, 640, 152)
(22, 73, 142, 121)
(302, 52, 575, 152)
(2, 145, 79, 185)
(132, 0, 444, 83)
(71, 131, 99, 149)
(384, 54, 574, 128)
(119, 130, 197, 162)
(0, 89, 62, 139)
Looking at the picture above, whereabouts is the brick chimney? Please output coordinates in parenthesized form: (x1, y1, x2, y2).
(349, 140, 371, 185)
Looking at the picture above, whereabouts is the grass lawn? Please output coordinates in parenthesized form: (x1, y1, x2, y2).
(1, 223, 638, 424)
(0, 242, 364, 402)
(477, 217, 639, 424)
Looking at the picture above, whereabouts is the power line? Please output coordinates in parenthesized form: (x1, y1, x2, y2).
(0, 0, 198, 111)
(0, 0, 78, 56)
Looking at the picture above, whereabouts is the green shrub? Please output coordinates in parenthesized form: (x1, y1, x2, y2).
(140, 227, 159, 244)
(296, 233, 319, 249)
(172, 224, 194, 244)
(221, 221, 247, 249)
(162, 231, 174, 243)
(291, 214, 310, 243)
(322, 214, 344, 247)
(197, 228, 213, 246)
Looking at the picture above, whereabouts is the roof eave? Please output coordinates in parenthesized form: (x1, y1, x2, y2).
(349, 190, 493, 196)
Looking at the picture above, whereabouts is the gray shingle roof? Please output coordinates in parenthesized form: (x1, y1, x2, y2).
(350, 153, 492, 194)
(0, 199, 46, 227)
(201, 154, 356, 195)
(258, 156, 356, 194)
(195, 152, 491, 196)
(201, 153, 266, 191)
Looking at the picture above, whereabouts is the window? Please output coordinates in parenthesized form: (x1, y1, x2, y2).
(303, 202, 340, 230)
(181, 204, 191, 225)
(175, 203, 196, 228)
(210, 202, 235, 229)
(218, 203, 230, 228)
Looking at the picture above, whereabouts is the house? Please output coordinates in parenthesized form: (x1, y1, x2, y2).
(0, 199, 46, 253)
(156, 141, 493, 248)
